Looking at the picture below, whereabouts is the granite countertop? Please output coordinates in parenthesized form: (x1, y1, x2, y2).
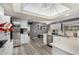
(52, 37, 79, 55)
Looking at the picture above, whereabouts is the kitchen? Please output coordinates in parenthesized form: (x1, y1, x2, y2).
(0, 5, 13, 55)
(1, 3, 79, 55)
(43, 19, 79, 55)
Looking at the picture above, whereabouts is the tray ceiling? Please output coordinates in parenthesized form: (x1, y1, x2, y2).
(13, 3, 70, 17)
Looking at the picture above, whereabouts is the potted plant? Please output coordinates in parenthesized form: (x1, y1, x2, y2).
(0, 22, 14, 39)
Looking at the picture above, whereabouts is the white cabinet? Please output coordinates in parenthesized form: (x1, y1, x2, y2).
(1, 40, 13, 55)
(21, 33, 30, 44)
(43, 34, 53, 45)
(0, 32, 13, 55)
(20, 21, 31, 44)
(52, 46, 71, 55)
(43, 34, 47, 45)
(53, 36, 61, 42)
(53, 35, 67, 42)
(0, 40, 13, 55)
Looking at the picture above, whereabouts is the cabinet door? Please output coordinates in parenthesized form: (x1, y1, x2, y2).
(21, 34, 30, 44)
(53, 36, 60, 42)
(47, 35, 53, 44)
(52, 46, 71, 55)
(1, 40, 13, 55)
(43, 34, 47, 45)
(53, 36, 63, 42)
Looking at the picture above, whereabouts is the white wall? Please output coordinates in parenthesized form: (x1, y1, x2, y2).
(48, 23, 61, 35)
(0, 5, 4, 15)
(21, 21, 28, 28)
(63, 20, 79, 26)
(50, 23, 61, 30)
(20, 20, 30, 32)
(30, 22, 48, 38)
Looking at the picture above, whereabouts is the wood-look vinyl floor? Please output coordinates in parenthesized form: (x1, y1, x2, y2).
(13, 38, 52, 55)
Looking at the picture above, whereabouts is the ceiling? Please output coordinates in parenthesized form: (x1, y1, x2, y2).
(12, 3, 70, 19)
(2, 3, 79, 24)
(22, 3, 69, 17)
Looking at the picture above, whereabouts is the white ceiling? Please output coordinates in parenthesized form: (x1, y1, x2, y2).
(12, 3, 70, 19)
(62, 3, 79, 10)
(2, 3, 79, 24)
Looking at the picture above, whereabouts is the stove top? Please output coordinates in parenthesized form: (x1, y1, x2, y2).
(0, 40, 7, 48)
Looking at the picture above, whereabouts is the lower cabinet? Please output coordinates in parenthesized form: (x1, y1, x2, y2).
(43, 34, 53, 45)
(52, 46, 72, 55)
(0, 40, 13, 55)
(21, 34, 30, 44)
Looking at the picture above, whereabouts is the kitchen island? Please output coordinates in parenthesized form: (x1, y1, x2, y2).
(52, 35, 79, 55)
(0, 32, 13, 55)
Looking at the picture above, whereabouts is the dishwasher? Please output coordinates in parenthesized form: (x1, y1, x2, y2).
(47, 35, 53, 47)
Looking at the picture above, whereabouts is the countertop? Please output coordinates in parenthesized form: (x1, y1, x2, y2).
(0, 40, 7, 48)
(52, 37, 79, 55)
(0, 32, 13, 55)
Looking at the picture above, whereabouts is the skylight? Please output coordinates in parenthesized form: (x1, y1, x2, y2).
(22, 3, 70, 16)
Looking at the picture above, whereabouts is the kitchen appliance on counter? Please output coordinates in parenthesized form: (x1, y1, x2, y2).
(47, 35, 53, 47)
(52, 29, 58, 35)
(43, 33, 53, 48)
(20, 28, 27, 34)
